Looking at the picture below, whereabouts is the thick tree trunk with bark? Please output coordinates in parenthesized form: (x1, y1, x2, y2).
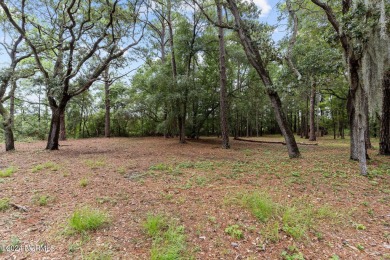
(217, 1, 230, 149)
(46, 107, 62, 150)
(310, 0, 371, 175)
(4, 121, 15, 151)
(268, 91, 300, 158)
(309, 82, 316, 141)
(380, 70, 390, 155)
(59, 109, 66, 141)
(0, 103, 15, 151)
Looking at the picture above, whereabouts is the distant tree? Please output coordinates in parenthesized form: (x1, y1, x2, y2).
(0, 0, 146, 149)
(0, 5, 32, 151)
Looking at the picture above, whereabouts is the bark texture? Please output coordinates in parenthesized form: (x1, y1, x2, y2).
(309, 82, 316, 141)
(59, 109, 66, 141)
(217, 0, 230, 149)
(104, 66, 111, 138)
(380, 70, 390, 155)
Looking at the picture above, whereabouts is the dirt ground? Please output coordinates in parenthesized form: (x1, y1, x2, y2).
(0, 136, 389, 259)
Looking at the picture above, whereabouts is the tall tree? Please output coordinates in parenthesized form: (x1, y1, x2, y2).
(310, 0, 389, 174)
(0, 2, 31, 151)
(216, 0, 230, 148)
(225, 0, 301, 158)
(0, 0, 145, 149)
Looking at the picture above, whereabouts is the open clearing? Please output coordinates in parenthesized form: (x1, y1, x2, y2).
(0, 136, 389, 259)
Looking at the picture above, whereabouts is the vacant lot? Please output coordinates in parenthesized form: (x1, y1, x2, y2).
(0, 136, 389, 259)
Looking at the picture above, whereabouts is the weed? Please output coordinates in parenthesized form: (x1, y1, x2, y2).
(117, 167, 126, 175)
(143, 214, 189, 259)
(225, 225, 243, 239)
(32, 194, 51, 206)
(32, 162, 59, 173)
(356, 244, 364, 251)
(239, 192, 278, 222)
(176, 161, 194, 169)
(96, 197, 116, 205)
(329, 255, 340, 260)
(194, 160, 215, 170)
(281, 245, 304, 260)
(261, 221, 280, 242)
(0, 167, 16, 178)
(85, 159, 106, 169)
(10, 236, 21, 247)
(194, 176, 208, 187)
(352, 222, 366, 230)
(144, 214, 166, 237)
(84, 249, 112, 260)
(0, 198, 10, 211)
(68, 242, 81, 253)
(79, 178, 89, 187)
(68, 207, 109, 233)
(291, 171, 301, 177)
(149, 163, 170, 171)
(208, 215, 217, 224)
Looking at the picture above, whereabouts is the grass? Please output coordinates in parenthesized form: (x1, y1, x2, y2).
(32, 194, 51, 206)
(79, 178, 89, 187)
(225, 224, 243, 239)
(0, 197, 10, 211)
(68, 207, 109, 233)
(143, 214, 189, 259)
(0, 167, 16, 178)
(238, 192, 279, 222)
(84, 159, 106, 169)
(231, 191, 342, 241)
(32, 162, 59, 173)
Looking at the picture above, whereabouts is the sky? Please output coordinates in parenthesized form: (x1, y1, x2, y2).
(0, 0, 286, 74)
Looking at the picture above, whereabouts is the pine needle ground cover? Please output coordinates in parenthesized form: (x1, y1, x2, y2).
(0, 136, 388, 259)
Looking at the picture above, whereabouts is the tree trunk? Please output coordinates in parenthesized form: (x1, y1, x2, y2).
(104, 66, 111, 138)
(46, 106, 63, 150)
(309, 81, 316, 141)
(268, 92, 300, 158)
(0, 103, 15, 151)
(217, 0, 230, 149)
(380, 69, 390, 155)
(364, 96, 372, 149)
(226, 0, 300, 158)
(59, 109, 66, 141)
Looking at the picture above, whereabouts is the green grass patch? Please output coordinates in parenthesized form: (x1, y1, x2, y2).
(143, 214, 189, 259)
(32, 162, 59, 173)
(225, 224, 243, 239)
(149, 163, 171, 171)
(68, 207, 109, 233)
(0, 198, 10, 211)
(84, 159, 106, 169)
(32, 194, 52, 206)
(230, 191, 342, 241)
(238, 192, 279, 222)
(0, 167, 16, 178)
(79, 178, 89, 187)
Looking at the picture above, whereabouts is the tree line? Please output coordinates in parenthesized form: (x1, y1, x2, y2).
(0, 0, 389, 175)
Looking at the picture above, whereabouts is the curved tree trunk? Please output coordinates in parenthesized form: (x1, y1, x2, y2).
(309, 81, 316, 141)
(268, 91, 300, 158)
(380, 70, 390, 155)
(226, 0, 300, 158)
